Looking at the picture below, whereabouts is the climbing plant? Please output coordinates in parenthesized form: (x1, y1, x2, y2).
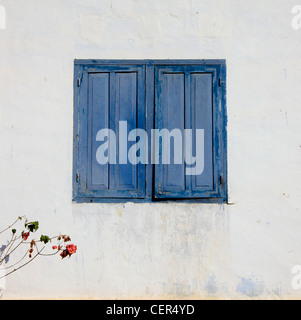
(0, 216, 77, 296)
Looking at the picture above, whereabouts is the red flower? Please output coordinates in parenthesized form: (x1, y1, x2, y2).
(66, 244, 77, 255)
(60, 244, 77, 259)
(22, 232, 30, 241)
(52, 246, 58, 250)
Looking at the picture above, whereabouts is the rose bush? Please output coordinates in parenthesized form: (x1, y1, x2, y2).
(0, 216, 77, 289)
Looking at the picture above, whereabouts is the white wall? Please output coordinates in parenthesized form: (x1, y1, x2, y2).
(0, 0, 301, 299)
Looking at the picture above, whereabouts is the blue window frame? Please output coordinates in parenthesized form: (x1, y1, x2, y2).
(73, 60, 227, 203)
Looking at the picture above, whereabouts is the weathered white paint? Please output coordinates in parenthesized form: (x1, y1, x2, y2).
(0, 0, 301, 299)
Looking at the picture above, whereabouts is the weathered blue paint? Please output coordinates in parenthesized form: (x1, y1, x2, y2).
(154, 65, 221, 199)
(74, 59, 226, 66)
(73, 60, 227, 203)
(74, 64, 146, 200)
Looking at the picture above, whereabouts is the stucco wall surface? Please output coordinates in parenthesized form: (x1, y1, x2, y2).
(0, 0, 301, 299)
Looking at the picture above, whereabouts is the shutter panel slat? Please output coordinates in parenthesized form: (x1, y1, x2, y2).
(88, 73, 109, 190)
(115, 72, 137, 190)
(191, 73, 214, 190)
(163, 73, 185, 192)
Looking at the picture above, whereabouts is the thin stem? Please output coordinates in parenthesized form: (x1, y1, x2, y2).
(0, 235, 17, 264)
(0, 247, 45, 280)
(38, 250, 60, 257)
(2, 250, 29, 270)
(0, 217, 24, 235)
(0, 238, 24, 265)
(22, 235, 60, 245)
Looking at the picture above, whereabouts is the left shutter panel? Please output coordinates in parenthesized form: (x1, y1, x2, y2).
(76, 65, 146, 200)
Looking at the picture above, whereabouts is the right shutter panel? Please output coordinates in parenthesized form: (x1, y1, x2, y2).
(154, 65, 221, 199)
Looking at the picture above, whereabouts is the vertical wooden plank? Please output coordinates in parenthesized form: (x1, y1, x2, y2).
(114, 72, 138, 190)
(155, 69, 186, 196)
(77, 68, 89, 198)
(137, 66, 147, 198)
(162, 73, 185, 192)
(73, 63, 80, 200)
(146, 65, 154, 200)
(220, 63, 228, 202)
(109, 72, 116, 191)
(184, 72, 191, 192)
(88, 73, 110, 190)
(191, 73, 214, 190)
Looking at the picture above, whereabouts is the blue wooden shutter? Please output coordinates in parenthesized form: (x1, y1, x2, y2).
(74, 60, 227, 203)
(76, 65, 146, 199)
(154, 65, 223, 199)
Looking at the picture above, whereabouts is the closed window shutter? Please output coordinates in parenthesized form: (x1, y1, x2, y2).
(77, 65, 146, 199)
(74, 60, 227, 203)
(154, 65, 223, 199)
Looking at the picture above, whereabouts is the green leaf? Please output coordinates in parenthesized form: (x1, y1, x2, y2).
(12, 229, 16, 234)
(40, 235, 51, 244)
(25, 221, 39, 233)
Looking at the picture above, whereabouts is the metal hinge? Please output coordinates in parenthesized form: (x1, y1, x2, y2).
(76, 171, 80, 183)
(77, 72, 83, 87)
(220, 175, 224, 187)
